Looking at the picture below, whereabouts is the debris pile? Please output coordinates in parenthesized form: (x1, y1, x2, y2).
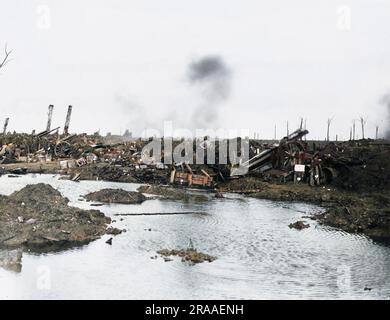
(0, 183, 111, 251)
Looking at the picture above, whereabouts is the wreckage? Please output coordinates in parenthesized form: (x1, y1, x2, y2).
(1, 105, 388, 192)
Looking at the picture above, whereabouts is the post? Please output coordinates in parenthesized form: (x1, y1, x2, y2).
(274, 124, 277, 140)
(286, 121, 289, 136)
(63, 105, 72, 135)
(353, 120, 356, 140)
(46, 105, 54, 131)
(2, 118, 9, 135)
(376, 125, 379, 140)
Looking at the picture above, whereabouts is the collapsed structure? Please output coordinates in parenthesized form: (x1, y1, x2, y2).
(1, 105, 389, 192)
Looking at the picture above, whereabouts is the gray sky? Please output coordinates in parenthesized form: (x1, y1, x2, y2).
(1, 0, 390, 139)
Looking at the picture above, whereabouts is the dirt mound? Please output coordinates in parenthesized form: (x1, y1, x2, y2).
(84, 189, 147, 204)
(0, 184, 111, 251)
(10, 183, 69, 206)
(157, 248, 216, 264)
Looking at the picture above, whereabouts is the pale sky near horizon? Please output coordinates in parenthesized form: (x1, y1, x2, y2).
(1, 0, 390, 139)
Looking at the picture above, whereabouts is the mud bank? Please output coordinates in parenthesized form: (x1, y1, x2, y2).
(2, 162, 389, 240)
(84, 188, 147, 204)
(0, 183, 111, 251)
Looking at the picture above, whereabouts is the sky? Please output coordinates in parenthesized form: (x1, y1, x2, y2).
(1, 0, 390, 139)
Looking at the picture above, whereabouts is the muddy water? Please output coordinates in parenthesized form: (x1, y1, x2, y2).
(0, 174, 389, 299)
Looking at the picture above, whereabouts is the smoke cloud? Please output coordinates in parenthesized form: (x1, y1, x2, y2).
(186, 55, 232, 128)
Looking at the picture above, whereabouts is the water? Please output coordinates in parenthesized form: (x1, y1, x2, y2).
(0, 174, 389, 299)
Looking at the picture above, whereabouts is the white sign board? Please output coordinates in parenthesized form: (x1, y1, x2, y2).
(294, 164, 305, 172)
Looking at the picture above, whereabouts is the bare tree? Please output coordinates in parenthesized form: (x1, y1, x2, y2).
(286, 120, 289, 136)
(360, 116, 367, 140)
(326, 117, 334, 142)
(0, 44, 12, 71)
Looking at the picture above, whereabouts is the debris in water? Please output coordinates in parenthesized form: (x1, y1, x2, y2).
(289, 221, 310, 230)
(157, 248, 216, 264)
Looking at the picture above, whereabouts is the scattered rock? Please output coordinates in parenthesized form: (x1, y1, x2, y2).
(289, 221, 310, 230)
(105, 237, 113, 245)
(84, 189, 147, 204)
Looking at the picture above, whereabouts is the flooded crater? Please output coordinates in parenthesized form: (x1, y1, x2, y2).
(0, 174, 389, 299)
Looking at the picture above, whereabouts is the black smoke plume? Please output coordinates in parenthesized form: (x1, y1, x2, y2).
(187, 55, 232, 128)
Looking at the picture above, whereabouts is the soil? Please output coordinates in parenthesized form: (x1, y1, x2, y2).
(324, 143, 390, 192)
(84, 189, 147, 204)
(0, 183, 111, 251)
